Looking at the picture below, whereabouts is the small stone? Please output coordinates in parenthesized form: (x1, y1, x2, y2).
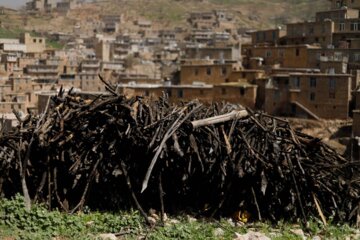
(312, 236, 321, 240)
(98, 233, 117, 240)
(214, 227, 224, 237)
(186, 215, 197, 223)
(290, 229, 306, 240)
(150, 213, 160, 220)
(147, 216, 157, 225)
(227, 218, 236, 227)
(85, 221, 94, 226)
(169, 218, 180, 224)
(163, 213, 168, 222)
(233, 231, 270, 240)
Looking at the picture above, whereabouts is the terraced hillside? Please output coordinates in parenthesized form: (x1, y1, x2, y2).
(0, 0, 330, 36)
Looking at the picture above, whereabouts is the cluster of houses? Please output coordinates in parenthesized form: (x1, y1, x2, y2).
(3, 0, 360, 157)
(26, 0, 81, 13)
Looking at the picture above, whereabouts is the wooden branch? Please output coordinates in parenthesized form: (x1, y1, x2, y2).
(191, 110, 248, 128)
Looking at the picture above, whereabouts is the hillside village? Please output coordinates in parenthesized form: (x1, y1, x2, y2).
(0, 0, 360, 158)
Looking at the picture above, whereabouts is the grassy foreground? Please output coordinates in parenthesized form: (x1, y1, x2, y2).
(0, 195, 358, 240)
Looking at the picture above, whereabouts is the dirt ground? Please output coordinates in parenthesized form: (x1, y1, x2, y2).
(288, 118, 352, 155)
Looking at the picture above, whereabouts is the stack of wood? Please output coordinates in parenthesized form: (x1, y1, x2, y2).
(0, 89, 359, 224)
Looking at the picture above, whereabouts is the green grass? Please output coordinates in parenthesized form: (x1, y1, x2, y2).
(0, 195, 358, 240)
(0, 28, 25, 39)
(47, 39, 64, 50)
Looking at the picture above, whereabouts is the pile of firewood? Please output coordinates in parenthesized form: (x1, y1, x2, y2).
(0, 88, 359, 224)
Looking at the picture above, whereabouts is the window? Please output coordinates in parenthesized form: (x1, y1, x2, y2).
(221, 88, 226, 95)
(206, 67, 211, 75)
(266, 51, 272, 57)
(309, 27, 314, 34)
(354, 53, 360, 61)
(200, 89, 204, 95)
(336, 1, 341, 8)
(310, 77, 317, 87)
(33, 39, 36, 43)
(145, 90, 149, 96)
(339, 23, 345, 31)
(221, 67, 227, 76)
(310, 92, 316, 101)
(351, 22, 358, 31)
(240, 88, 245, 96)
(177, 89, 183, 98)
(194, 68, 199, 75)
(329, 78, 336, 90)
(272, 31, 276, 40)
(292, 77, 300, 88)
(295, 48, 300, 56)
(329, 92, 335, 99)
(39, 39, 43, 43)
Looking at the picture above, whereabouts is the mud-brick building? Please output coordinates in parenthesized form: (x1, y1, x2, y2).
(265, 72, 352, 119)
(179, 60, 235, 85)
(249, 28, 286, 46)
(78, 73, 104, 92)
(243, 45, 320, 69)
(285, 20, 334, 48)
(351, 88, 360, 160)
(213, 82, 257, 108)
(315, 7, 359, 22)
(329, 0, 360, 9)
(184, 46, 239, 61)
(116, 81, 258, 107)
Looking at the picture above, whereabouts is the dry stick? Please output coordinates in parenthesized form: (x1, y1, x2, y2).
(98, 74, 118, 96)
(120, 159, 151, 225)
(141, 114, 183, 193)
(158, 172, 165, 224)
(287, 155, 307, 224)
(191, 110, 248, 128)
(48, 159, 52, 210)
(33, 171, 47, 203)
(142, 105, 201, 193)
(251, 187, 262, 221)
(70, 153, 103, 214)
(53, 167, 69, 212)
(312, 192, 327, 226)
(20, 97, 52, 210)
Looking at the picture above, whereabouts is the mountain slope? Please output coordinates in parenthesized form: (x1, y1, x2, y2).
(0, 0, 330, 35)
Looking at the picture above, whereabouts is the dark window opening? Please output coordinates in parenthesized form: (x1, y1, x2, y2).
(310, 77, 317, 87)
(240, 88, 245, 96)
(221, 88, 226, 95)
(194, 68, 199, 75)
(207, 67, 211, 75)
(177, 89, 183, 98)
(310, 92, 316, 101)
